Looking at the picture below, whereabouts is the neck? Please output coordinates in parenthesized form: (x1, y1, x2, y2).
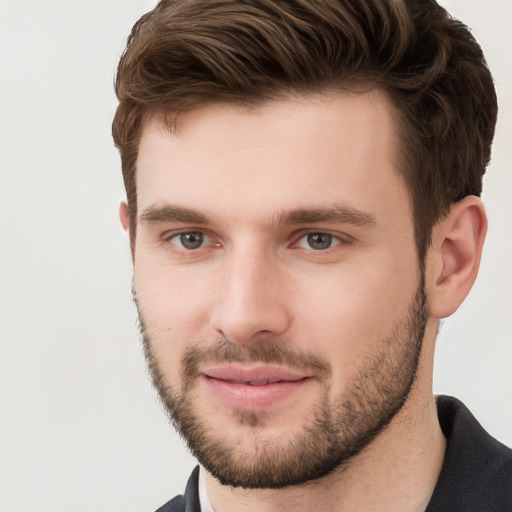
(205, 324, 446, 512)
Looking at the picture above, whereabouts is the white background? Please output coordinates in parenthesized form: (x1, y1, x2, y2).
(0, 1, 510, 511)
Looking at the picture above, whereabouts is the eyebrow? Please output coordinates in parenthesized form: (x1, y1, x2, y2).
(140, 205, 210, 225)
(139, 203, 377, 228)
(275, 206, 377, 228)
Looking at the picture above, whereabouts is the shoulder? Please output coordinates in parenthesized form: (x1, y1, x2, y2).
(426, 396, 512, 512)
(154, 494, 185, 512)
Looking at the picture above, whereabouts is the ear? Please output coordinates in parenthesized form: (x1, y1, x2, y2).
(425, 196, 487, 319)
(119, 201, 135, 262)
(119, 201, 130, 232)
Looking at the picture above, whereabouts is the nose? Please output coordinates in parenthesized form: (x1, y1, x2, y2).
(210, 248, 291, 345)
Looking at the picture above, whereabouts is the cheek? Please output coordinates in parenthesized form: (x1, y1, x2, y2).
(292, 259, 419, 380)
(134, 260, 214, 374)
(135, 255, 212, 322)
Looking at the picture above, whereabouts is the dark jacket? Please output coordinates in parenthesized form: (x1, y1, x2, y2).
(156, 396, 512, 512)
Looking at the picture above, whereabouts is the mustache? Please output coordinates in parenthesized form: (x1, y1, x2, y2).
(180, 338, 331, 377)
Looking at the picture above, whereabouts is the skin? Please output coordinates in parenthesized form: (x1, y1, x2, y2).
(121, 90, 487, 512)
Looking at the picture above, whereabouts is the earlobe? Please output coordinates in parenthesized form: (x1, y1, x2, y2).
(426, 196, 487, 319)
(119, 202, 130, 232)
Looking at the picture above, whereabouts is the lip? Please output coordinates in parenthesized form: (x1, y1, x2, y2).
(200, 365, 312, 411)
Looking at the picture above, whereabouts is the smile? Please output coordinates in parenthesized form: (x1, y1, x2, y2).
(200, 366, 312, 411)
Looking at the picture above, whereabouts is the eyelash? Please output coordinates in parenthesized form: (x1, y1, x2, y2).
(166, 231, 217, 251)
(294, 232, 347, 251)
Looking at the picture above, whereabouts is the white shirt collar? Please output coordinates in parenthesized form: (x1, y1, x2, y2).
(198, 466, 216, 512)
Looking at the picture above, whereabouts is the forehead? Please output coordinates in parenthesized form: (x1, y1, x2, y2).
(135, 90, 409, 224)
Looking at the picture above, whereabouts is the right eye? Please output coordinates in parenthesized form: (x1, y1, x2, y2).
(168, 231, 209, 250)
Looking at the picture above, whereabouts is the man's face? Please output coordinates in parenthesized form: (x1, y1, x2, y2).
(132, 91, 427, 488)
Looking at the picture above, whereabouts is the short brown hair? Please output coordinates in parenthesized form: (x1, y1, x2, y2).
(112, 0, 497, 259)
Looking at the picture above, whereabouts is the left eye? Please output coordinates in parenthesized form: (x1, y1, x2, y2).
(296, 232, 341, 251)
(169, 231, 209, 250)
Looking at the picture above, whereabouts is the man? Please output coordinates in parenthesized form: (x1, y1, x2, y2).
(112, 0, 512, 510)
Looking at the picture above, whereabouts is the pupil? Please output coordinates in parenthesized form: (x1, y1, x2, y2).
(307, 233, 332, 250)
(180, 232, 203, 249)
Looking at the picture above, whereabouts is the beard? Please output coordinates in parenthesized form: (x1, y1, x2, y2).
(136, 280, 428, 489)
